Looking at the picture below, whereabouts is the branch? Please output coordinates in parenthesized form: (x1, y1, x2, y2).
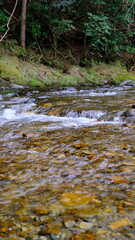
(35, 38, 43, 63)
(3, 8, 18, 20)
(0, 0, 18, 42)
(125, 0, 135, 15)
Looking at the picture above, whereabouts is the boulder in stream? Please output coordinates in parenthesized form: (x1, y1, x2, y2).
(99, 106, 135, 124)
(120, 109, 135, 123)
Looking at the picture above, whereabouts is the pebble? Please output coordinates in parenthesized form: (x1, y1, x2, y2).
(64, 220, 76, 228)
(39, 237, 48, 240)
(51, 203, 65, 215)
(21, 226, 28, 232)
(78, 221, 93, 229)
(33, 236, 38, 240)
(7, 237, 26, 240)
(33, 206, 50, 215)
(40, 216, 48, 221)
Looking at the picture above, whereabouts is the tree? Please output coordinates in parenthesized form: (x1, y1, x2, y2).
(20, 0, 27, 48)
(0, 0, 134, 64)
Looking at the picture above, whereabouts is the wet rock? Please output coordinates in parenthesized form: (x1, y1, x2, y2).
(40, 215, 48, 221)
(121, 109, 135, 123)
(11, 84, 25, 89)
(60, 192, 100, 207)
(51, 234, 57, 240)
(39, 236, 48, 240)
(51, 203, 65, 215)
(33, 236, 39, 240)
(33, 206, 51, 215)
(42, 102, 52, 108)
(109, 217, 132, 230)
(98, 111, 123, 122)
(7, 237, 26, 240)
(48, 107, 63, 116)
(96, 229, 108, 235)
(99, 108, 135, 124)
(119, 80, 135, 86)
(40, 222, 62, 235)
(78, 221, 93, 229)
(132, 104, 135, 108)
(75, 205, 101, 218)
(64, 220, 76, 228)
(47, 222, 62, 235)
(22, 132, 37, 139)
(56, 101, 67, 106)
(71, 232, 96, 240)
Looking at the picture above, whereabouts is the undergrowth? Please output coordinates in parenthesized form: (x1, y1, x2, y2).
(0, 41, 135, 88)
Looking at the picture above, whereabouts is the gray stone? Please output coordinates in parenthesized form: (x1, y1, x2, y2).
(64, 220, 76, 228)
(99, 108, 135, 124)
(11, 84, 27, 89)
(39, 236, 48, 240)
(119, 80, 135, 87)
(121, 109, 135, 123)
(33, 236, 39, 240)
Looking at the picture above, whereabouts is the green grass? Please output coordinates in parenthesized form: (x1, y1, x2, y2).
(0, 52, 135, 88)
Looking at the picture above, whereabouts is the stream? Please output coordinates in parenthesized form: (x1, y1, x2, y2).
(0, 85, 135, 240)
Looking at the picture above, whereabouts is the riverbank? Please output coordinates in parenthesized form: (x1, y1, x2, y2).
(0, 45, 135, 88)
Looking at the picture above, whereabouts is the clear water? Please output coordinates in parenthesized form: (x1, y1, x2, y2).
(0, 86, 135, 240)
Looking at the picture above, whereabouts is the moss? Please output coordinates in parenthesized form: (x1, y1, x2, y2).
(0, 49, 135, 88)
(87, 62, 135, 84)
(0, 89, 16, 94)
(28, 78, 45, 87)
(113, 73, 135, 83)
(59, 74, 81, 87)
(0, 56, 21, 79)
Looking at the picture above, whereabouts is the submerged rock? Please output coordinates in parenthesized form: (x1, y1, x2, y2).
(71, 232, 96, 240)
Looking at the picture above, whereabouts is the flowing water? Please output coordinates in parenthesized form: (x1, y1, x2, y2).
(0, 86, 135, 240)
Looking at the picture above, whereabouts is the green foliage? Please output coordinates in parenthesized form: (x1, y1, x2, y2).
(1, 0, 135, 63)
(0, 40, 27, 59)
(59, 75, 79, 87)
(51, 19, 74, 37)
(84, 13, 112, 51)
(0, 9, 8, 31)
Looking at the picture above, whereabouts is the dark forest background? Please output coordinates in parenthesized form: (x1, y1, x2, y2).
(0, 0, 135, 66)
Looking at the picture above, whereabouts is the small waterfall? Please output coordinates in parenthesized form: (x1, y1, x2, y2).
(60, 109, 104, 119)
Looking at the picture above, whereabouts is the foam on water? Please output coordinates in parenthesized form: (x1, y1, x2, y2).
(0, 108, 123, 129)
(2, 109, 17, 119)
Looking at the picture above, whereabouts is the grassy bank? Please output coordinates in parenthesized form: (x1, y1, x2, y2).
(0, 43, 135, 88)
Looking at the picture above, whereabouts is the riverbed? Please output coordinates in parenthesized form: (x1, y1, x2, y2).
(0, 85, 135, 240)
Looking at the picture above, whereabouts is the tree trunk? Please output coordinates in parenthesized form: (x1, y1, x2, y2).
(20, 0, 27, 48)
